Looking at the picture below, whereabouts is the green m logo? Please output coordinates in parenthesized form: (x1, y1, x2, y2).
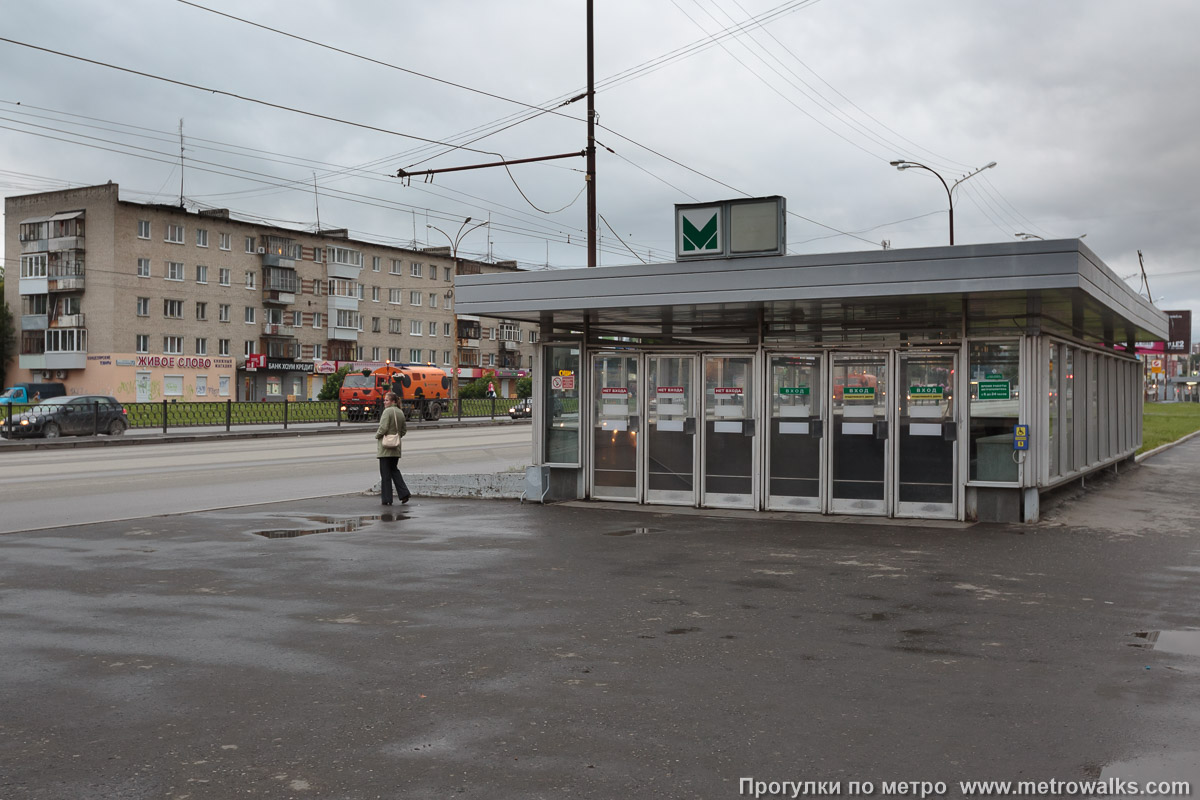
(682, 212, 719, 252)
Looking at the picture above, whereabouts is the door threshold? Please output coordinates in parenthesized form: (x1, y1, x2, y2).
(564, 500, 974, 528)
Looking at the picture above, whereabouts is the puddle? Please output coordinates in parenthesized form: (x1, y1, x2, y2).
(604, 527, 659, 537)
(250, 514, 386, 539)
(1100, 752, 1198, 797)
(666, 627, 701, 635)
(859, 612, 893, 622)
(1131, 630, 1200, 656)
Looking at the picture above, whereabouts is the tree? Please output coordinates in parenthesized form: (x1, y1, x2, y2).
(317, 364, 354, 401)
(516, 376, 532, 398)
(0, 276, 14, 389)
(458, 370, 497, 399)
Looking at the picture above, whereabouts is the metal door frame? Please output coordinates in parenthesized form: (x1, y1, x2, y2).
(762, 350, 828, 513)
(699, 352, 761, 510)
(643, 353, 701, 507)
(892, 349, 961, 520)
(586, 351, 643, 503)
(827, 350, 893, 516)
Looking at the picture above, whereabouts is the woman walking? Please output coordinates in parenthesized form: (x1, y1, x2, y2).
(376, 391, 410, 505)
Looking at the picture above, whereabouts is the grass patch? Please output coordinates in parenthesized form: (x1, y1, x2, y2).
(1141, 402, 1200, 453)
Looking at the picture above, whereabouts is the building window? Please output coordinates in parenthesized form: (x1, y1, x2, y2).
(371, 286, 380, 302)
(488, 353, 496, 367)
(244, 341, 255, 357)
(137, 258, 151, 278)
(312, 344, 322, 359)
(428, 321, 437, 337)
(312, 247, 323, 263)
(245, 236, 256, 253)
(388, 347, 402, 362)
(388, 288, 403, 305)
(311, 279, 322, 296)
(196, 302, 208, 321)
(411, 262, 423, 278)
(328, 278, 357, 298)
(443, 350, 451, 365)
(444, 322, 452, 337)
(136, 297, 150, 316)
(428, 293, 437, 308)
(372, 256, 381, 272)
(245, 271, 257, 289)
(335, 309, 359, 329)
(292, 311, 303, 327)
(219, 232, 231, 250)
(529, 330, 538, 343)
(165, 261, 184, 281)
(165, 224, 184, 244)
(444, 266, 452, 281)
(410, 320, 422, 336)
(371, 347, 380, 361)
(137, 220, 151, 239)
(164, 336, 183, 355)
(444, 293, 453, 310)
(388, 318, 403, 334)
(219, 304, 230, 322)
(136, 334, 149, 353)
(410, 291, 422, 305)
(390, 259, 403, 275)
(218, 338, 230, 356)
(328, 246, 362, 267)
(196, 229, 208, 247)
(312, 312, 322, 328)
(20, 254, 48, 278)
(195, 338, 208, 356)
(410, 348, 422, 362)
(244, 307, 256, 324)
(195, 264, 208, 284)
(164, 299, 183, 319)
(219, 267, 231, 286)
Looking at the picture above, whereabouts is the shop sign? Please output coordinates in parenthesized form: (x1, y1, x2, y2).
(245, 354, 266, 370)
(844, 386, 875, 399)
(909, 385, 944, 400)
(779, 387, 810, 396)
(977, 379, 1010, 400)
(266, 359, 315, 373)
(316, 361, 338, 374)
(136, 355, 214, 369)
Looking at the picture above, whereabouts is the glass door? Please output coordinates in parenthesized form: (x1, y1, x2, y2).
(646, 355, 698, 505)
(767, 354, 824, 511)
(590, 354, 640, 501)
(896, 352, 958, 519)
(702, 355, 756, 509)
(830, 354, 889, 515)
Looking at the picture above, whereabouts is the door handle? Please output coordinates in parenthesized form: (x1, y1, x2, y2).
(810, 418, 824, 438)
(874, 420, 889, 440)
(742, 419, 756, 437)
(942, 421, 957, 441)
(683, 417, 696, 435)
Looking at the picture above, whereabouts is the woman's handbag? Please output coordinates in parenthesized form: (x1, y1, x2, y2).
(382, 432, 401, 448)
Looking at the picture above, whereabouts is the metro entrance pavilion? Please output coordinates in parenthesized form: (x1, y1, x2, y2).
(457, 197, 1166, 523)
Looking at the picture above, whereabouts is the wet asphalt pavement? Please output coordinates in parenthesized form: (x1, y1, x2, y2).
(3, 444, 1200, 799)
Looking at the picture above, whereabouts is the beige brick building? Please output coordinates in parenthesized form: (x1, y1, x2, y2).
(3, 183, 537, 402)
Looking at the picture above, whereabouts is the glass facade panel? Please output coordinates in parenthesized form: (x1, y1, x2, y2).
(591, 355, 639, 500)
(1047, 343, 1059, 478)
(543, 345, 580, 465)
(968, 341, 1020, 482)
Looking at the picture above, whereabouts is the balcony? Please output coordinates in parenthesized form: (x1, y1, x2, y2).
(263, 289, 297, 305)
(263, 268, 299, 305)
(51, 313, 86, 328)
(263, 322, 295, 337)
(20, 238, 48, 255)
(21, 314, 48, 331)
(262, 253, 297, 269)
(48, 262, 85, 291)
(265, 340, 300, 360)
(328, 325, 359, 342)
(501, 339, 520, 351)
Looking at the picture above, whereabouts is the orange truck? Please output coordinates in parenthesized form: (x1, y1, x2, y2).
(339, 363, 451, 422)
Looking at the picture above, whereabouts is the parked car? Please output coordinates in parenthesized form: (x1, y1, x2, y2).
(509, 398, 532, 419)
(1, 395, 128, 439)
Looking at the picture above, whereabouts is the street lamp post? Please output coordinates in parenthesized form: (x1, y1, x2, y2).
(889, 159, 996, 245)
(427, 217, 489, 418)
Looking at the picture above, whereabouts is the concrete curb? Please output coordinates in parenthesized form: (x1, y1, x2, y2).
(1134, 427, 1200, 463)
(369, 471, 527, 500)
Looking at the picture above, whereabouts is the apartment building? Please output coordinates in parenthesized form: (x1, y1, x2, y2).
(3, 183, 537, 401)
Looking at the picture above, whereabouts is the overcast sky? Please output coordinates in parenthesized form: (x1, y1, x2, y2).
(3, 0, 1198, 340)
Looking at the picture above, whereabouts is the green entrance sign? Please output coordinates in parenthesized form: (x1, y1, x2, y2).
(779, 386, 810, 396)
(977, 380, 1011, 400)
(909, 385, 944, 400)
(681, 212, 719, 252)
(844, 386, 875, 400)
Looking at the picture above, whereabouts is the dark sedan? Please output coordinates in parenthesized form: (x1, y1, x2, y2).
(1, 395, 128, 439)
(508, 398, 532, 419)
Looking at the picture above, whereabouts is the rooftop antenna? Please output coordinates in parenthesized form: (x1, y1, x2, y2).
(312, 173, 321, 232)
(178, 119, 185, 208)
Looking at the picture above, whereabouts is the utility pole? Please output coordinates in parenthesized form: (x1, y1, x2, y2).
(586, 0, 597, 267)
